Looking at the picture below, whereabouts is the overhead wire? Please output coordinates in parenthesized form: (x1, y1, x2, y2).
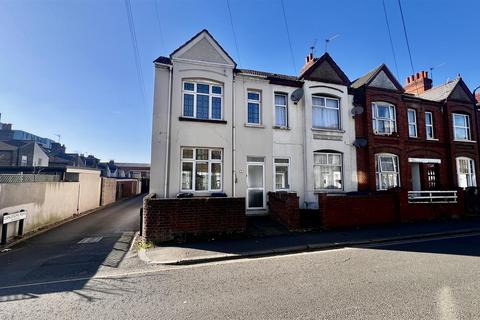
(280, 0, 297, 74)
(382, 0, 400, 79)
(397, 0, 416, 80)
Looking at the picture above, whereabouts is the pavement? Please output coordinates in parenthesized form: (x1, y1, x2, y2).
(141, 217, 480, 265)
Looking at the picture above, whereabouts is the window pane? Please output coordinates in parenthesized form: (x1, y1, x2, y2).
(408, 110, 415, 122)
(380, 157, 395, 171)
(425, 113, 432, 125)
(314, 153, 328, 164)
(274, 158, 289, 164)
(275, 106, 287, 126)
(275, 165, 289, 189)
(330, 154, 341, 165)
(275, 94, 286, 106)
(409, 124, 417, 137)
(196, 149, 208, 160)
(211, 149, 222, 160)
(248, 92, 260, 100)
(247, 165, 263, 188)
(312, 96, 325, 107)
(248, 190, 263, 208)
(197, 84, 209, 94)
(248, 102, 260, 124)
(427, 127, 434, 139)
(183, 94, 194, 117)
(454, 114, 466, 127)
(210, 163, 222, 190)
(181, 162, 193, 190)
(212, 86, 222, 94)
(377, 105, 390, 118)
(326, 98, 339, 109)
(212, 97, 222, 119)
(184, 82, 194, 91)
(455, 128, 468, 140)
(182, 149, 194, 159)
(196, 95, 209, 119)
(195, 162, 208, 191)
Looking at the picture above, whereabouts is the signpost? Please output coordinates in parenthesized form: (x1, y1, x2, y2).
(1, 210, 27, 245)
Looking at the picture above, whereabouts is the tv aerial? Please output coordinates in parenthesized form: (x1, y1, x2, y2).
(429, 62, 446, 82)
(325, 34, 340, 53)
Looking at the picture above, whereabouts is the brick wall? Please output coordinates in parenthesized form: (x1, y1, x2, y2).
(268, 192, 300, 230)
(319, 190, 465, 229)
(100, 177, 116, 206)
(142, 194, 246, 243)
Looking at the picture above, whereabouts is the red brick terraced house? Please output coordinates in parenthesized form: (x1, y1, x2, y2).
(351, 65, 479, 201)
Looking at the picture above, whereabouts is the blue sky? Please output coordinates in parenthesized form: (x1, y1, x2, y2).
(0, 0, 478, 163)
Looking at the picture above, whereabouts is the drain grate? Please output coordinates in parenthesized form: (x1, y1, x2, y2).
(77, 236, 103, 244)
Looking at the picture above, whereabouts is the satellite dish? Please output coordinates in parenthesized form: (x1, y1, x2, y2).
(351, 106, 364, 117)
(290, 88, 304, 104)
(353, 138, 368, 148)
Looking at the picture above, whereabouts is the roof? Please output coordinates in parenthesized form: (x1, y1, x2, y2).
(153, 56, 172, 65)
(0, 141, 18, 151)
(351, 64, 385, 89)
(417, 78, 460, 101)
(115, 162, 150, 168)
(298, 53, 350, 85)
(235, 69, 298, 81)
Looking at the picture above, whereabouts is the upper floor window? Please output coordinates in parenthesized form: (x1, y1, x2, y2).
(274, 93, 288, 127)
(312, 95, 340, 130)
(314, 152, 343, 190)
(453, 113, 471, 141)
(180, 147, 222, 192)
(372, 102, 396, 135)
(183, 81, 223, 120)
(247, 91, 261, 124)
(375, 153, 400, 190)
(456, 157, 476, 188)
(425, 112, 435, 139)
(407, 109, 417, 138)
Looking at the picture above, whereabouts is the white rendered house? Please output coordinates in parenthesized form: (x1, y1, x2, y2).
(150, 30, 357, 211)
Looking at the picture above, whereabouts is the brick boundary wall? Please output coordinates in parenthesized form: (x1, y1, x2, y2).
(319, 189, 465, 229)
(142, 194, 246, 243)
(100, 177, 116, 206)
(268, 192, 300, 230)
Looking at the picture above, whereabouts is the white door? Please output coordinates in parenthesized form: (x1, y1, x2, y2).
(247, 162, 265, 209)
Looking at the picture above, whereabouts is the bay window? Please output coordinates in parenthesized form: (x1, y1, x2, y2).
(181, 147, 222, 192)
(312, 95, 340, 129)
(274, 93, 288, 127)
(314, 152, 342, 190)
(274, 158, 290, 191)
(182, 81, 223, 120)
(375, 153, 400, 190)
(372, 102, 396, 135)
(456, 157, 476, 188)
(453, 113, 471, 141)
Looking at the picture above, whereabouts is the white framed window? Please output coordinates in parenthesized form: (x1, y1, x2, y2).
(182, 81, 223, 120)
(453, 113, 471, 141)
(425, 112, 435, 139)
(274, 93, 288, 127)
(20, 155, 27, 166)
(372, 102, 396, 135)
(407, 109, 417, 138)
(247, 91, 261, 124)
(375, 153, 400, 190)
(312, 95, 340, 129)
(273, 158, 290, 191)
(456, 157, 476, 188)
(180, 147, 222, 192)
(314, 152, 343, 190)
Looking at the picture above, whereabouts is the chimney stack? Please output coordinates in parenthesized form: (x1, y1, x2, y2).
(404, 71, 433, 94)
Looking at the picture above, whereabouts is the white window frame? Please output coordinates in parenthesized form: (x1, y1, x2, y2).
(372, 102, 397, 135)
(274, 92, 288, 128)
(425, 111, 435, 139)
(453, 113, 471, 141)
(407, 109, 417, 138)
(182, 80, 223, 120)
(312, 95, 341, 130)
(247, 90, 261, 125)
(180, 147, 223, 192)
(273, 157, 290, 191)
(456, 157, 477, 188)
(375, 153, 400, 191)
(313, 152, 343, 191)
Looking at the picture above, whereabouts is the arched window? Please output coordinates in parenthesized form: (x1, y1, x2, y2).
(313, 151, 343, 190)
(182, 80, 223, 120)
(456, 157, 476, 188)
(372, 102, 396, 135)
(375, 153, 400, 190)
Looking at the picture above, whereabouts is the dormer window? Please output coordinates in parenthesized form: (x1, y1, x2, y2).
(372, 102, 396, 135)
(183, 81, 223, 120)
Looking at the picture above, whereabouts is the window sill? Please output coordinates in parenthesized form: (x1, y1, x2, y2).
(454, 139, 476, 143)
(426, 138, 439, 141)
(179, 117, 227, 124)
(244, 123, 265, 129)
(311, 128, 345, 133)
(273, 125, 290, 130)
(314, 190, 344, 194)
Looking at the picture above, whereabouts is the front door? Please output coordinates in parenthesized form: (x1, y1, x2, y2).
(246, 162, 265, 209)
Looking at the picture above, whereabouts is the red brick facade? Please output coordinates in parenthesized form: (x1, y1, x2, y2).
(354, 69, 479, 192)
(142, 194, 246, 243)
(268, 192, 300, 230)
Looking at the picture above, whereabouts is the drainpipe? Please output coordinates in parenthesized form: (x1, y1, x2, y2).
(302, 83, 308, 208)
(232, 75, 236, 197)
(163, 64, 173, 198)
(473, 85, 480, 181)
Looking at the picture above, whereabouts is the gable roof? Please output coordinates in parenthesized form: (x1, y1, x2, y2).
(169, 29, 236, 67)
(351, 64, 404, 91)
(417, 78, 474, 103)
(299, 53, 350, 85)
(153, 56, 172, 64)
